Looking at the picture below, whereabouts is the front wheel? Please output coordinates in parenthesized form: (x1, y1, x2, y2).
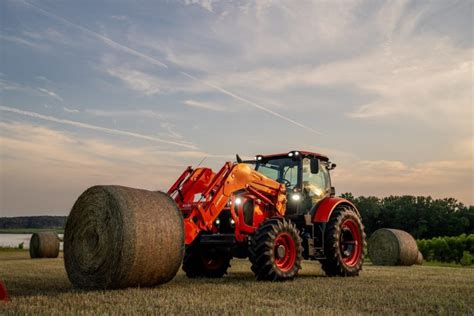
(182, 243, 231, 278)
(249, 218, 303, 281)
(320, 206, 366, 276)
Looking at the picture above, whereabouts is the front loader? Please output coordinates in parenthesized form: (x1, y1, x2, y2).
(64, 150, 366, 289)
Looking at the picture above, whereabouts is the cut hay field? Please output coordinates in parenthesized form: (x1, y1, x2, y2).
(1, 250, 473, 315)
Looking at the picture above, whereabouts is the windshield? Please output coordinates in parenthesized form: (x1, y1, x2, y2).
(255, 158, 299, 190)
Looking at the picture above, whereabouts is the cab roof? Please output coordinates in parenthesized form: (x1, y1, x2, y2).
(259, 150, 329, 162)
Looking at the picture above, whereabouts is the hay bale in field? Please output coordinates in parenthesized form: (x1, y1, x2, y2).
(368, 228, 419, 266)
(64, 185, 184, 289)
(29, 231, 60, 259)
(415, 251, 423, 265)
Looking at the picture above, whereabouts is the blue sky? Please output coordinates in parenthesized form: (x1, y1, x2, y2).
(0, 0, 472, 216)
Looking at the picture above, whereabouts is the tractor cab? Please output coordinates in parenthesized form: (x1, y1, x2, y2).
(253, 151, 335, 217)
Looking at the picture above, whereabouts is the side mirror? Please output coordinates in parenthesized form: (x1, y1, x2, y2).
(310, 158, 319, 174)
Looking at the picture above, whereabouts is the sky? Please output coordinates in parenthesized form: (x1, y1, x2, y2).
(0, 0, 472, 216)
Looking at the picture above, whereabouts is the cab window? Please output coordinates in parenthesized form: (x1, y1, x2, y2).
(302, 158, 330, 206)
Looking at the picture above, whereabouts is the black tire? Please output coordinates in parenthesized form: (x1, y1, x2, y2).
(249, 218, 303, 281)
(182, 243, 231, 278)
(320, 206, 366, 277)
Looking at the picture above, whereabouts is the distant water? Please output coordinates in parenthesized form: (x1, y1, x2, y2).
(0, 234, 64, 250)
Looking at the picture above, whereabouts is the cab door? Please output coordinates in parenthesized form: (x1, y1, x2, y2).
(301, 158, 331, 212)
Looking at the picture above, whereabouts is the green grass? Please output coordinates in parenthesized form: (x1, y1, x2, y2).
(422, 260, 473, 269)
(0, 228, 64, 234)
(1, 250, 473, 315)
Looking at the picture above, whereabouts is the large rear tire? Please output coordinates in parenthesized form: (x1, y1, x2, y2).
(182, 243, 231, 278)
(320, 206, 366, 277)
(249, 218, 303, 281)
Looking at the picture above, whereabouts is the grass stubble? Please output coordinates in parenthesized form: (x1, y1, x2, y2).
(0, 250, 473, 315)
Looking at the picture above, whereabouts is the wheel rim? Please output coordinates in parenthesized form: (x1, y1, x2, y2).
(340, 219, 362, 267)
(274, 232, 296, 272)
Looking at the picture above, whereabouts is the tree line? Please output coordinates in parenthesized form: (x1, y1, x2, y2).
(340, 194, 473, 239)
(0, 216, 67, 229)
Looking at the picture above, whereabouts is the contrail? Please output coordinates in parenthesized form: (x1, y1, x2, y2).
(0, 105, 196, 149)
(180, 72, 322, 135)
(19, 1, 168, 69)
(20, 1, 321, 135)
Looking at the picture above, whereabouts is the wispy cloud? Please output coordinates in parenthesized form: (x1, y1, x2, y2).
(85, 108, 185, 140)
(0, 79, 64, 102)
(63, 106, 79, 113)
(183, 99, 229, 112)
(37, 88, 63, 102)
(333, 158, 473, 204)
(183, 0, 216, 12)
(0, 34, 48, 50)
(105, 67, 165, 95)
(20, 1, 168, 69)
(0, 105, 195, 149)
(21, 1, 322, 135)
(85, 108, 163, 119)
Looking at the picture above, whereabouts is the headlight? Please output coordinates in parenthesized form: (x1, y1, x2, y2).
(235, 197, 242, 205)
(215, 219, 221, 226)
(230, 219, 235, 226)
(291, 193, 301, 201)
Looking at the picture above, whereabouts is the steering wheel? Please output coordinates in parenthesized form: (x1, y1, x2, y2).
(278, 179, 292, 187)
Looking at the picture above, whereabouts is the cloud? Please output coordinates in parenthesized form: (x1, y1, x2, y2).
(183, 0, 217, 12)
(84, 108, 186, 141)
(0, 34, 48, 50)
(333, 158, 474, 205)
(0, 122, 234, 214)
(20, 1, 168, 68)
(37, 88, 63, 102)
(85, 108, 163, 119)
(63, 106, 79, 113)
(105, 67, 167, 95)
(0, 79, 65, 102)
(0, 105, 196, 149)
(183, 99, 229, 112)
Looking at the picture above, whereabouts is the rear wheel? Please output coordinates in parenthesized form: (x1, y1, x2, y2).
(249, 218, 303, 281)
(182, 243, 231, 278)
(320, 206, 366, 276)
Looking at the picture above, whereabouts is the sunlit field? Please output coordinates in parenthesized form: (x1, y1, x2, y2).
(1, 250, 473, 315)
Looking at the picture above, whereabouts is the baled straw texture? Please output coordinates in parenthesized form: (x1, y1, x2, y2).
(29, 231, 60, 259)
(64, 185, 184, 289)
(368, 228, 419, 266)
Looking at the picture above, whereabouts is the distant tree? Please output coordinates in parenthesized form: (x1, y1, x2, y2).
(340, 193, 473, 239)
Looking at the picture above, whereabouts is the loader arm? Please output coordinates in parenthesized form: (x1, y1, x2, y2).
(168, 162, 287, 244)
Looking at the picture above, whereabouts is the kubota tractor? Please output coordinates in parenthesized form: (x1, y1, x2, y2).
(168, 150, 366, 281)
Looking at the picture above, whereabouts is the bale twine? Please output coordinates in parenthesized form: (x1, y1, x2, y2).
(415, 251, 423, 265)
(29, 231, 60, 259)
(368, 228, 419, 266)
(64, 185, 184, 289)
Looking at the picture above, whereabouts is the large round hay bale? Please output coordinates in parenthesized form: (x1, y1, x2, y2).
(29, 231, 60, 259)
(368, 228, 419, 266)
(64, 185, 184, 289)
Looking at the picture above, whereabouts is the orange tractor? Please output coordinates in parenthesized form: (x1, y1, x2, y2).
(168, 150, 366, 280)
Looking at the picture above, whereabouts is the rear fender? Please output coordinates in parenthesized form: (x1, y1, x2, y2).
(312, 197, 359, 223)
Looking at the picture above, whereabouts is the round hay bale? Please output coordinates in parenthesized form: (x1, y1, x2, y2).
(64, 185, 184, 289)
(29, 231, 60, 259)
(415, 251, 423, 265)
(368, 228, 419, 266)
